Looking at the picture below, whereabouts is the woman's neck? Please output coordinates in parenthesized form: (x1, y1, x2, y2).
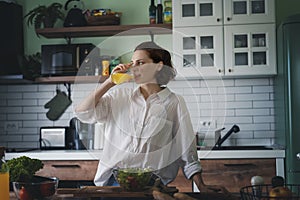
(140, 84, 162, 100)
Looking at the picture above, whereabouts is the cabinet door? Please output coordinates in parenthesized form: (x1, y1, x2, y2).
(200, 159, 276, 193)
(224, 23, 276, 76)
(223, 0, 275, 25)
(173, 26, 223, 78)
(173, 0, 223, 27)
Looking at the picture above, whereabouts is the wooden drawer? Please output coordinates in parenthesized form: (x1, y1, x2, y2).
(200, 159, 276, 193)
(35, 160, 99, 181)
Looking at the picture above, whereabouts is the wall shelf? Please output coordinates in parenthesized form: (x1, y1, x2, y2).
(35, 75, 107, 84)
(36, 23, 172, 38)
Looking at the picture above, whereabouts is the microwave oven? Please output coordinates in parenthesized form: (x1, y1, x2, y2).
(41, 43, 100, 76)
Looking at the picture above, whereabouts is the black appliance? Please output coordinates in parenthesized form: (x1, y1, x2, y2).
(64, 0, 87, 27)
(0, 2, 24, 76)
(66, 117, 87, 150)
(41, 43, 100, 76)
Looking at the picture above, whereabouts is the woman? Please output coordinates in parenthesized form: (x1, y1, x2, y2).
(75, 41, 227, 193)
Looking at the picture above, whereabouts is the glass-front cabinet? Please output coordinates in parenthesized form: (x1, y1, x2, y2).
(224, 23, 276, 76)
(173, 26, 223, 77)
(172, 0, 276, 78)
(173, 0, 275, 27)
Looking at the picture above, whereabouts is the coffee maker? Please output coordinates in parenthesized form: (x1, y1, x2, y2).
(66, 117, 88, 150)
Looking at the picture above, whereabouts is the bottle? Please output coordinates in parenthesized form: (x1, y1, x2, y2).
(157, 0, 163, 24)
(149, 0, 157, 24)
(102, 60, 110, 77)
(0, 147, 9, 200)
(164, 0, 172, 23)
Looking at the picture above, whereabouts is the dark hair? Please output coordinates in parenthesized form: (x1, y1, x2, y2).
(134, 41, 176, 85)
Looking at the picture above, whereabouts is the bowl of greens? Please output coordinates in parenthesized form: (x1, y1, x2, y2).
(113, 167, 154, 191)
(1, 156, 59, 200)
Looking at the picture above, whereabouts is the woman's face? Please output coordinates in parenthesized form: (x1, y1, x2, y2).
(130, 50, 162, 85)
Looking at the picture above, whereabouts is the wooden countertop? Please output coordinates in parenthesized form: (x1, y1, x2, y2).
(10, 186, 239, 200)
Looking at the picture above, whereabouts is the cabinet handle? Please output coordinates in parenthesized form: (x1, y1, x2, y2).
(51, 164, 81, 168)
(297, 153, 300, 160)
(218, 69, 222, 73)
(224, 163, 256, 167)
(217, 18, 221, 22)
(228, 69, 232, 73)
(227, 17, 231, 21)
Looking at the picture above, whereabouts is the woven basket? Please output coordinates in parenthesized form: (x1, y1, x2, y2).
(86, 14, 121, 26)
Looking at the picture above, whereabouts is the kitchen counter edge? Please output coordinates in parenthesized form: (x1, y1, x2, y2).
(5, 149, 285, 161)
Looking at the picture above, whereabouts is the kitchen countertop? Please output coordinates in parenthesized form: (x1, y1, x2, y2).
(5, 149, 285, 161)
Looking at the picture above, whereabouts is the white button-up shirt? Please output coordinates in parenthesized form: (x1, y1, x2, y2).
(75, 86, 201, 186)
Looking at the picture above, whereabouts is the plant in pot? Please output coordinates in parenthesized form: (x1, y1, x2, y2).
(24, 2, 65, 29)
(1, 156, 59, 199)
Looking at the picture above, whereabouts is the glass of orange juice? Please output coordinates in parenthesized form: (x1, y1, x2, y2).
(111, 63, 133, 85)
(0, 169, 9, 200)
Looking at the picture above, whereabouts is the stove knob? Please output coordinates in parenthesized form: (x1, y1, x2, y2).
(297, 153, 300, 160)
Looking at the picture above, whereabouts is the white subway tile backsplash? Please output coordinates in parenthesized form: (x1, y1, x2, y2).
(236, 108, 270, 116)
(221, 86, 252, 94)
(235, 78, 270, 86)
(253, 86, 274, 93)
(0, 77, 276, 148)
(8, 99, 38, 106)
(235, 93, 270, 101)
(253, 116, 275, 123)
(253, 100, 274, 108)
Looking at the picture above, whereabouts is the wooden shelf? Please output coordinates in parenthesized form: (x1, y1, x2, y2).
(35, 75, 108, 84)
(36, 23, 172, 38)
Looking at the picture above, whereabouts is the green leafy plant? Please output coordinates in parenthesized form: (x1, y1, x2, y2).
(1, 156, 44, 182)
(24, 2, 65, 29)
(20, 52, 42, 80)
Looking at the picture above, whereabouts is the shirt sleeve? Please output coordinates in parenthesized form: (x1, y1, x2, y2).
(175, 95, 202, 179)
(74, 93, 112, 124)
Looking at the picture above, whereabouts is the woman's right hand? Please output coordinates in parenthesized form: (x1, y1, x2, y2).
(111, 63, 132, 74)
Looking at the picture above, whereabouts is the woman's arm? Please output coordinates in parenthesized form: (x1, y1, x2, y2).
(75, 63, 130, 113)
(75, 77, 115, 113)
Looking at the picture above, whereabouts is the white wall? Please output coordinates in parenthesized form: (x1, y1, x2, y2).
(0, 77, 275, 149)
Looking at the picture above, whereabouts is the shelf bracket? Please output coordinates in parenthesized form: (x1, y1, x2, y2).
(149, 31, 154, 42)
(64, 83, 72, 101)
(65, 36, 72, 45)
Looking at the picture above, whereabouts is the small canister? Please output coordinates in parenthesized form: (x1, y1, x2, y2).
(102, 60, 110, 76)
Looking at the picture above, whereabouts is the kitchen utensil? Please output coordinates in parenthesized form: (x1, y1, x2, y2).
(63, 0, 87, 27)
(44, 87, 72, 121)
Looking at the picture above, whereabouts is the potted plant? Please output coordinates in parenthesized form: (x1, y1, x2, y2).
(24, 2, 65, 29)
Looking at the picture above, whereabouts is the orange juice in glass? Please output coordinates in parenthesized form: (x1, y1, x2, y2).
(111, 72, 133, 85)
(0, 170, 9, 200)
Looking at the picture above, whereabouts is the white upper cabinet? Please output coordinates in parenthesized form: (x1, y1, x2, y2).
(224, 23, 276, 76)
(223, 0, 275, 25)
(172, 0, 276, 78)
(173, 0, 275, 27)
(173, 0, 223, 27)
(173, 26, 223, 77)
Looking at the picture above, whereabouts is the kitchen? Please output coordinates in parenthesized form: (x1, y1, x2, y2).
(0, 0, 300, 199)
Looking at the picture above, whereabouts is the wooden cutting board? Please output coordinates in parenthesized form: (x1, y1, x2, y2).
(56, 186, 238, 199)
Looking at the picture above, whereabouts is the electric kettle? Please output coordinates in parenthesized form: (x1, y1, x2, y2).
(63, 0, 87, 27)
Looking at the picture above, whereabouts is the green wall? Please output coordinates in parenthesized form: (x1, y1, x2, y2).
(17, 0, 151, 55)
(16, 0, 300, 56)
(275, 0, 300, 26)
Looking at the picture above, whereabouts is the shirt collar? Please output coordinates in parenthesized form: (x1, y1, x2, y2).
(131, 87, 172, 101)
